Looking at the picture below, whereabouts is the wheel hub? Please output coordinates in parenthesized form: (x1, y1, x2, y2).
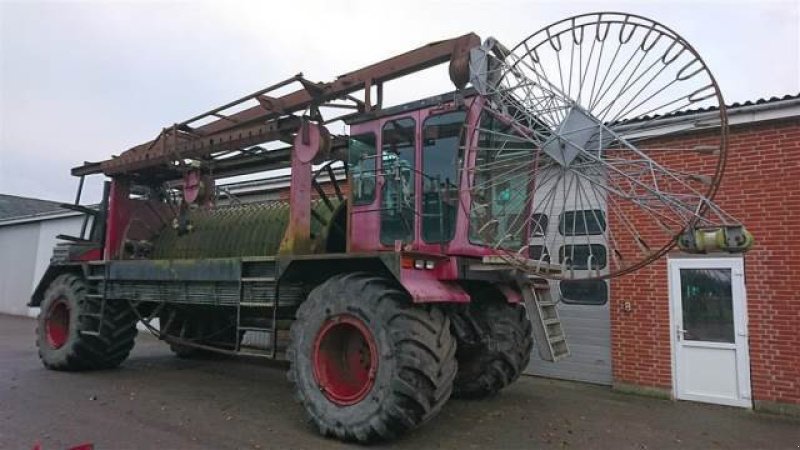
(312, 314, 378, 406)
(45, 298, 70, 349)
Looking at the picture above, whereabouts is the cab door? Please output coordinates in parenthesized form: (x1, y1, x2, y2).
(417, 110, 467, 252)
(378, 116, 418, 248)
(347, 113, 419, 252)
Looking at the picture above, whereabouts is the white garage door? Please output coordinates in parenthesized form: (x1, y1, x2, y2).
(528, 278, 612, 385)
(525, 170, 612, 385)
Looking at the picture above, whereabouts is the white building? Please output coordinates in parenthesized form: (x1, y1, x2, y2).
(0, 194, 84, 317)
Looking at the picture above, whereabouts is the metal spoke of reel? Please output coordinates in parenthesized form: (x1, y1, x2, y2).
(463, 12, 747, 280)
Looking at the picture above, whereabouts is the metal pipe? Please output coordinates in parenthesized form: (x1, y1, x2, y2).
(74, 175, 85, 205)
(178, 74, 303, 127)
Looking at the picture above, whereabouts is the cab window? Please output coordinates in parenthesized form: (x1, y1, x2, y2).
(380, 118, 416, 245)
(348, 133, 377, 205)
(422, 111, 466, 243)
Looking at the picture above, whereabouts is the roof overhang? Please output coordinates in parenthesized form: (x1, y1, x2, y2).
(0, 210, 84, 227)
(617, 96, 800, 140)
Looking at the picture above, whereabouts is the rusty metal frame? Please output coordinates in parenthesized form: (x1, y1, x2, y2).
(74, 33, 479, 177)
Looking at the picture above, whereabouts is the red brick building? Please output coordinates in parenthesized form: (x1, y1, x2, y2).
(610, 95, 800, 414)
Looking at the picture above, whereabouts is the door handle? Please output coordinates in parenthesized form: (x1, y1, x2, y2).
(676, 326, 687, 340)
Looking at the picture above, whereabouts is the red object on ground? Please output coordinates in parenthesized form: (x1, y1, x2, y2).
(31, 442, 94, 450)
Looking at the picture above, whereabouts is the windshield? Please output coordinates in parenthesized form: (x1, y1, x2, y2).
(421, 111, 466, 243)
(469, 112, 534, 249)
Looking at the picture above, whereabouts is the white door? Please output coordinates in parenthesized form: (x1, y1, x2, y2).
(668, 257, 751, 408)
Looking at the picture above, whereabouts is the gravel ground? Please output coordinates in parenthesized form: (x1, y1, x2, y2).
(1, 314, 797, 449)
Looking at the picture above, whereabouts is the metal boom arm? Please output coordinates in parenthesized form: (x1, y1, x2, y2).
(73, 33, 480, 177)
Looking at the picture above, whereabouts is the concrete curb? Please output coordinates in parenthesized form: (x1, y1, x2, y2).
(755, 400, 800, 419)
(612, 382, 672, 400)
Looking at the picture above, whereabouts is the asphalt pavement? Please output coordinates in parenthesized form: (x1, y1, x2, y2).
(1, 314, 797, 449)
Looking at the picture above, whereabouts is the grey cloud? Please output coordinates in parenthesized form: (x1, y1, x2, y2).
(1, 0, 797, 203)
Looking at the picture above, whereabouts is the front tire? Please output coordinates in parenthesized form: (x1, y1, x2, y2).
(36, 273, 138, 371)
(287, 273, 457, 443)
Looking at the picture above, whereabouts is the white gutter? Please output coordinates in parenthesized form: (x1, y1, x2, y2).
(616, 97, 800, 140)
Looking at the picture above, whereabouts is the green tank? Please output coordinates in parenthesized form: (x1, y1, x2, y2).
(151, 199, 343, 259)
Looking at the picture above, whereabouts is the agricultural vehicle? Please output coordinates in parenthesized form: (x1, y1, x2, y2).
(31, 13, 751, 443)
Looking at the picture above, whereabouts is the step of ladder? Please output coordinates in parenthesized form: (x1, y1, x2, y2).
(240, 329, 272, 349)
(241, 277, 276, 283)
(239, 302, 275, 308)
(519, 279, 570, 362)
(238, 326, 273, 332)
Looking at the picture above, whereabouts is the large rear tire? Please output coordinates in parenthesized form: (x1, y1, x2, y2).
(287, 273, 457, 443)
(36, 273, 138, 371)
(452, 298, 532, 399)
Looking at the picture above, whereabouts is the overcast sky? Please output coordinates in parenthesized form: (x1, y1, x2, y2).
(1, 0, 798, 203)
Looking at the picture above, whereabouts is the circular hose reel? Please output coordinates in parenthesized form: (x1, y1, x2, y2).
(463, 12, 746, 280)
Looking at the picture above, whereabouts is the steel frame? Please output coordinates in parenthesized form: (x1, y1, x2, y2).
(73, 33, 480, 178)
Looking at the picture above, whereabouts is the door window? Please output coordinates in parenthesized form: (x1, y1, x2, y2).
(380, 118, 416, 245)
(679, 268, 734, 343)
(348, 133, 377, 205)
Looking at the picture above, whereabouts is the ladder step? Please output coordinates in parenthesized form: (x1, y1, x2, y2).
(237, 350, 275, 358)
(240, 330, 273, 350)
(85, 294, 103, 298)
(238, 326, 273, 332)
(80, 330, 101, 336)
(239, 302, 275, 308)
(80, 312, 102, 318)
(239, 343, 272, 351)
(241, 277, 276, 282)
(521, 282, 570, 362)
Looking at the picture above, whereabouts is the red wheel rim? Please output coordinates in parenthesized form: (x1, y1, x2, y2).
(312, 314, 378, 406)
(45, 298, 70, 349)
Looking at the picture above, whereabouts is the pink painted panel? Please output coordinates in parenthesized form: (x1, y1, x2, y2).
(104, 180, 130, 260)
(399, 266, 470, 303)
(496, 283, 523, 304)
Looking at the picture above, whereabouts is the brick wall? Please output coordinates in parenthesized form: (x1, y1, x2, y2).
(611, 117, 800, 405)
